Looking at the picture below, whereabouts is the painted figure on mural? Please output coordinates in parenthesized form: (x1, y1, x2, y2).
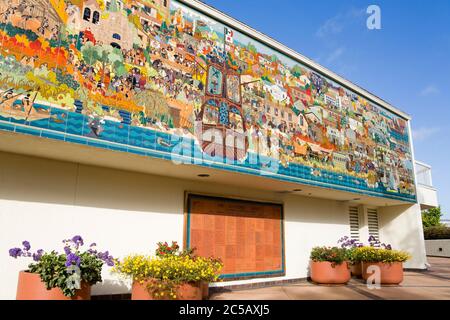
(0, 0, 416, 199)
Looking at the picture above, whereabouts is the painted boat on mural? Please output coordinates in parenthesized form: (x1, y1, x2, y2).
(195, 63, 248, 161)
(0, 90, 51, 122)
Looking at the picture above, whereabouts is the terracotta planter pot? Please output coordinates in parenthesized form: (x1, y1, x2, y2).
(201, 281, 209, 300)
(350, 262, 362, 278)
(16, 271, 91, 300)
(310, 261, 351, 284)
(361, 262, 404, 284)
(131, 279, 202, 300)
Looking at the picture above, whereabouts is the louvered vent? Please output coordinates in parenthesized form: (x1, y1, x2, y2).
(367, 208, 380, 241)
(349, 206, 360, 241)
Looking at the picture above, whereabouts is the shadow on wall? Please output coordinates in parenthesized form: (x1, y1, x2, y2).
(0, 151, 183, 215)
(92, 279, 131, 296)
(284, 194, 351, 278)
(0, 151, 289, 215)
(378, 204, 427, 269)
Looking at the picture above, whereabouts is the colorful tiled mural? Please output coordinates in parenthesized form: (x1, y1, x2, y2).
(0, 0, 416, 201)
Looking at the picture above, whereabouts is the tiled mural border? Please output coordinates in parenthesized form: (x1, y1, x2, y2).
(0, 119, 416, 203)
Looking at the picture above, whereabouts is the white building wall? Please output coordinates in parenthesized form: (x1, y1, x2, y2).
(0, 151, 426, 299)
(378, 204, 428, 269)
(425, 240, 450, 258)
(416, 185, 439, 209)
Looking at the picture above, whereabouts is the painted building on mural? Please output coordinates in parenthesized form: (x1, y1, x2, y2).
(0, 0, 437, 299)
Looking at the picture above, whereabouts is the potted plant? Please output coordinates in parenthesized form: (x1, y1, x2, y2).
(154, 241, 212, 299)
(113, 242, 223, 300)
(9, 236, 115, 300)
(337, 236, 364, 277)
(354, 246, 411, 284)
(309, 246, 351, 284)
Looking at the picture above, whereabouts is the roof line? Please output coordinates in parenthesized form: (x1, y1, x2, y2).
(178, 0, 411, 120)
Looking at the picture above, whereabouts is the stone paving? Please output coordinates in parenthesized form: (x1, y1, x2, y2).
(210, 257, 450, 300)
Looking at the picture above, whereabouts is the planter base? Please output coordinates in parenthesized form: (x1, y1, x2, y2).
(362, 262, 404, 285)
(132, 280, 202, 300)
(16, 271, 91, 300)
(310, 261, 351, 285)
(350, 262, 363, 278)
(201, 281, 209, 300)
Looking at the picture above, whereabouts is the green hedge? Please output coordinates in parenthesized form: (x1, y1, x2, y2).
(424, 226, 450, 240)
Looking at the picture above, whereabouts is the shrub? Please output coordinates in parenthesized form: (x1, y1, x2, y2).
(422, 207, 443, 228)
(346, 247, 362, 263)
(9, 236, 115, 297)
(353, 246, 410, 263)
(113, 244, 223, 300)
(114, 254, 223, 283)
(310, 247, 348, 265)
(424, 226, 450, 240)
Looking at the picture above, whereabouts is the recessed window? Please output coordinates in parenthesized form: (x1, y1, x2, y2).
(92, 11, 100, 24)
(112, 33, 121, 40)
(83, 8, 91, 21)
(110, 42, 121, 49)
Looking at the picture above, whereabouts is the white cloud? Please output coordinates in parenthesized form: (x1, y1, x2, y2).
(316, 16, 344, 38)
(412, 127, 440, 142)
(326, 47, 345, 64)
(419, 85, 440, 96)
(316, 8, 366, 38)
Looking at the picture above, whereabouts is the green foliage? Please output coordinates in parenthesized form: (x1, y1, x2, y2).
(114, 253, 223, 299)
(247, 42, 257, 53)
(28, 251, 104, 297)
(261, 75, 272, 83)
(424, 226, 450, 240)
(81, 42, 101, 65)
(48, 38, 70, 49)
(310, 246, 348, 265)
(0, 22, 38, 41)
(345, 247, 362, 263)
(291, 64, 303, 78)
(28, 252, 68, 294)
(55, 69, 80, 90)
(422, 207, 443, 228)
(81, 43, 126, 79)
(352, 247, 411, 263)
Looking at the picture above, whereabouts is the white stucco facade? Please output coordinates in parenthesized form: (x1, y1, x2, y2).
(0, 150, 428, 299)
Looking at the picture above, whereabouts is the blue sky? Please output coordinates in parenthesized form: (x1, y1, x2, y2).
(202, 0, 450, 218)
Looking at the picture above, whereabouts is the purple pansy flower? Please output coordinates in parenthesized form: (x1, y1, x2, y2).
(10, 236, 115, 270)
(337, 236, 363, 249)
(97, 251, 115, 267)
(22, 241, 31, 251)
(9, 247, 22, 258)
(71, 235, 84, 249)
(32, 249, 44, 262)
(64, 246, 72, 255)
(65, 253, 81, 267)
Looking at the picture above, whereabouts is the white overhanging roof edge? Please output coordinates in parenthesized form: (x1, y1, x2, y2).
(179, 0, 412, 121)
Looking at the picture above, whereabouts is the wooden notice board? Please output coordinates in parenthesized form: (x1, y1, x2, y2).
(185, 195, 285, 279)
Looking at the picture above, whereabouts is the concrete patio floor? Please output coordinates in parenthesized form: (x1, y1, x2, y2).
(210, 257, 450, 300)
